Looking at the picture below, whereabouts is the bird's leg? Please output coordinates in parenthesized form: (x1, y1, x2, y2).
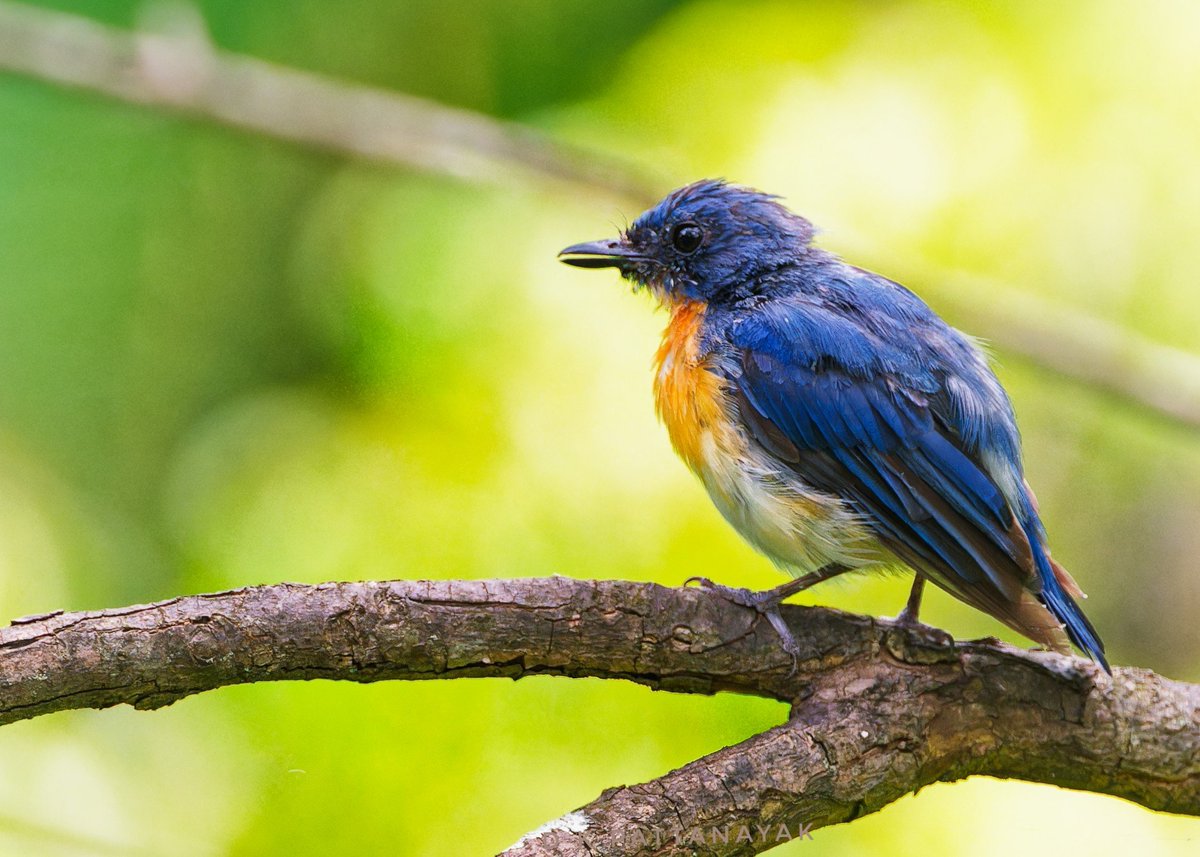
(895, 575, 925, 625)
(891, 575, 954, 647)
(685, 563, 848, 670)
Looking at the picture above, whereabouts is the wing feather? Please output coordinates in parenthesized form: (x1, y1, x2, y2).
(729, 309, 1063, 644)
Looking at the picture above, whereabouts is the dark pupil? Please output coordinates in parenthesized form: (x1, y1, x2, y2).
(672, 224, 702, 254)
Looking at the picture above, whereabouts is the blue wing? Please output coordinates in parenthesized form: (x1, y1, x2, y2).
(727, 289, 1107, 669)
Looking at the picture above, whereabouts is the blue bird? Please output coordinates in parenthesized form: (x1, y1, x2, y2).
(560, 179, 1108, 673)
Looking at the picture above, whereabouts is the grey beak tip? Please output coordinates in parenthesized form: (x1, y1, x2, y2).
(557, 238, 639, 269)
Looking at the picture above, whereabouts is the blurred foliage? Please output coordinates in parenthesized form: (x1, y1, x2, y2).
(0, 0, 1198, 855)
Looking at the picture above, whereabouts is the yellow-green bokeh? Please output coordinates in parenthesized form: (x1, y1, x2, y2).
(0, 1, 1197, 855)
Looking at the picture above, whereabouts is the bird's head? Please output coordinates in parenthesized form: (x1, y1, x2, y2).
(559, 179, 815, 304)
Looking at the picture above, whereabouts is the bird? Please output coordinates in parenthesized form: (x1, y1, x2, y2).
(559, 179, 1109, 673)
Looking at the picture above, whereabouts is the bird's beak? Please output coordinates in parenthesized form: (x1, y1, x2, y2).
(558, 238, 643, 269)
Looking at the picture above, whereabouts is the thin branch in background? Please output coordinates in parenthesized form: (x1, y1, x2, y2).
(0, 0, 1197, 432)
(924, 273, 1200, 432)
(1, 578, 1198, 857)
(0, 0, 660, 204)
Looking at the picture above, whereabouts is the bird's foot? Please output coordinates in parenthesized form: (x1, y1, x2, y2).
(888, 575, 954, 649)
(889, 607, 955, 649)
(684, 576, 803, 674)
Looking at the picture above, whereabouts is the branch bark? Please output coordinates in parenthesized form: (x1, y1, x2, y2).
(1, 578, 1196, 856)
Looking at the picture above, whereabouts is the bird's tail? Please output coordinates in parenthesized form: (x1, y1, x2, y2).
(1021, 519, 1110, 674)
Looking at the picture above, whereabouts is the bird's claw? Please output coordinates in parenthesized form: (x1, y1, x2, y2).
(890, 611, 955, 649)
(686, 577, 757, 607)
(763, 609, 802, 677)
(686, 577, 802, 675)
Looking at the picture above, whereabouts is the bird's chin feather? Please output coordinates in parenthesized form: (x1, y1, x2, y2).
(621, 268, 671, 304)
(647, 280, 679, 308)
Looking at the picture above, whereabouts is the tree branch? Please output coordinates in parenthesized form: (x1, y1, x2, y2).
(1, 578, 1196, 856)
(915, 273, 1200, 433)
(0, 0, 659, 204)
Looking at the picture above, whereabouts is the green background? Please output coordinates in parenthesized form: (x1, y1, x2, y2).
(0, 1, 1197, 854)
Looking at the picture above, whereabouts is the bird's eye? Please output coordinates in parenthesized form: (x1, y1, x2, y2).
(671, 223, 703, 254)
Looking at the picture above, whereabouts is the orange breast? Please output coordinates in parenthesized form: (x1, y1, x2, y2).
(652, 300, 730, 474)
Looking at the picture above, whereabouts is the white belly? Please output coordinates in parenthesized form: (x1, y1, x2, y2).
(695, 429, 886, 575)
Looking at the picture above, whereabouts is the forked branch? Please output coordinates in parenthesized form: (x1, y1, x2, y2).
(0, 578, 1195, 856)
